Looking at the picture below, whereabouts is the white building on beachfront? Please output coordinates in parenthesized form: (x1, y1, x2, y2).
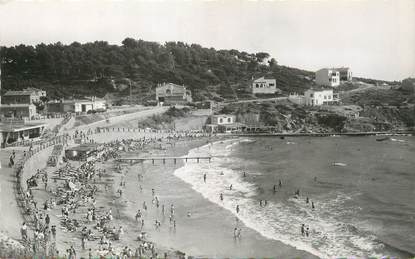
(315, 68, 340, 87)
(210, 114, 236, 125)
(304, 88, 339, 106)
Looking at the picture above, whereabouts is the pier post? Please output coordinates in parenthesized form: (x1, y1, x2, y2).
(152, 159, 154, 165)
(163, 158, 166, 164)
(185, 158, 188, 163)
(197, 158, 200, 163)
(174, 159, 177, 164)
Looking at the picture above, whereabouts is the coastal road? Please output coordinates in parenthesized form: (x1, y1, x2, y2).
(224, 96, 288, 104)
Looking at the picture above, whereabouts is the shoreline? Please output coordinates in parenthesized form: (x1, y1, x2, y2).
(116, 136, 317, 258)
(2, 109, 412, 258)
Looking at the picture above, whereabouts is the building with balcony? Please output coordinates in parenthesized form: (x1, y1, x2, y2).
(315, 68, 341, 87)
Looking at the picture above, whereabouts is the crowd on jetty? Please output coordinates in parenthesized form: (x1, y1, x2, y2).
(13, 127, 211, 258)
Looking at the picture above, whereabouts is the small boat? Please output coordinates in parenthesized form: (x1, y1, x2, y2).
(376, 136, 389, 142)
(332, 162, 347, 167)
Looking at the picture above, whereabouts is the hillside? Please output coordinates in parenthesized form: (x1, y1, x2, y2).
(0, 38, 314, 101)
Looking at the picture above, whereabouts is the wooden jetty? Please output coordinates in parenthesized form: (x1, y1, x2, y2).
(117, 156, 214, 164)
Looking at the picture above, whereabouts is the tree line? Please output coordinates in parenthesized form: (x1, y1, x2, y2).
(0, 38, 313, 100)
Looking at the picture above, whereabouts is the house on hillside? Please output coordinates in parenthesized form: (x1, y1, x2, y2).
(335, 67, 353, 82)
(304, 88, 339, 106)
(47, 97, 107, 114)
(251, 76, 280, 94)
(2, 88, 46, 105)
(155, 83, 192, 106)
(315, 68, 340, 87)
(0, 88, 47, 119)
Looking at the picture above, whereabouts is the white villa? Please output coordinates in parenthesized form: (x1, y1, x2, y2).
(336, 67, 353, 82)
(304, 88, 339, 106)
(315, 68, 340, 87)
(315, 67, 353, 87)
(251, 76, 279, 94)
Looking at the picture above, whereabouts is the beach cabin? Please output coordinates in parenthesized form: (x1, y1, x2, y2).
(0, 121, 46, 147)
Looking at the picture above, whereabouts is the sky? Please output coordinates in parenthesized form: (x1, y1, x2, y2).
(0, 0, 414, 81)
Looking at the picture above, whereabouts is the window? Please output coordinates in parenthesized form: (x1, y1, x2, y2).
(269, 83, 275, 87)
(328, 96, 331, 99)
(324, 95, 327, 100)
(219, 118, 223, 123)
(227, 118, 231, 123)
(310, 93, 314, 98)
(256, 84, 259, 88)
(166, 89, 171, 95)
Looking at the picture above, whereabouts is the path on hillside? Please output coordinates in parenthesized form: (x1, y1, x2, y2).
(225, 96, 288, 104)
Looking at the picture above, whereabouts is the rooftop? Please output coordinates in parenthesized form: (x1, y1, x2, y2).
(0, 122, 46, 132)
(4, 91, 34, 96)
(0, 104, 36, 108)
(253, 76, 275, 81)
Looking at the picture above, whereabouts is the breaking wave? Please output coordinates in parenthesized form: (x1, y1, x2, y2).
(173, 138, 386, 258)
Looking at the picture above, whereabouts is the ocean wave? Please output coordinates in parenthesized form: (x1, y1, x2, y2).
(173, 139, 385, 259)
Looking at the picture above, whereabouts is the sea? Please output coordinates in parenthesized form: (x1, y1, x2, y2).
(174, 136, 415, 258)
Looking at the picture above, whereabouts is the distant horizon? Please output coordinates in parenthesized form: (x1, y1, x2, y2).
(0, 0, 414, 81)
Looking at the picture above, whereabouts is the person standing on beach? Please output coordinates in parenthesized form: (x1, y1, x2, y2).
(230, 184, 233, 191)
(68, 245, 76, 259)
(203, 173, 207, 183)
(236, 205, 240, 214)
(170, 204, 175, 215)
(220, 193, 223, 201)
(20, 222, 27, 241)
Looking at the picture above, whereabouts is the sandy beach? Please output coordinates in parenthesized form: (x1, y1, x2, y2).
(3, 107, 412, 259)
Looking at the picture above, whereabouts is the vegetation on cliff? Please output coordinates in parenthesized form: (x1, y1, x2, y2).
(0, 39, 313, 100)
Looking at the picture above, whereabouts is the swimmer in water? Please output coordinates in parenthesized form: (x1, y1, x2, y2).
(311, 201, 315, 209)
(306, 197, 309, 204)
(236, 205, 240, 214)
(243, 172, 246, 178)
(279, 179, 282, 188)
(273, 185, 277, 193)
(229, 184, 233, 191)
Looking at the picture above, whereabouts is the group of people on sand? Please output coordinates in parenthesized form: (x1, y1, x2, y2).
(14, 126, 211, 258)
